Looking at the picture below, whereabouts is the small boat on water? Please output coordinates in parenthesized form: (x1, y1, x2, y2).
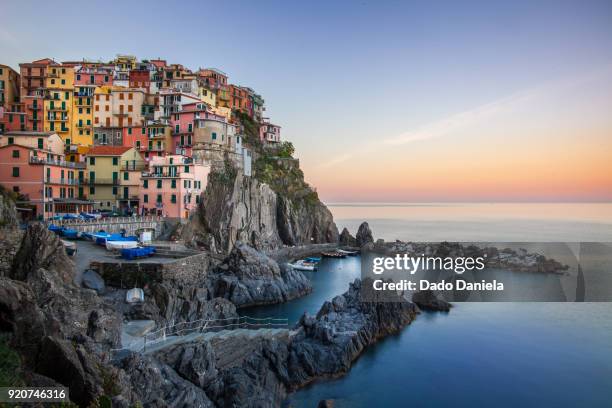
(289, 259, 318, 271)
(121, 246, 156, 260)
(337, 249, 359, 256)
(304, 256, 321, 263)
(48, 224, 62, 235)
(322, 251, 347, 258)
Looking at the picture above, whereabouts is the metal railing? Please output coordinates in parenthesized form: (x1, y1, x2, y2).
(48, 215, 161, 225)
(115, 315, 289, 355)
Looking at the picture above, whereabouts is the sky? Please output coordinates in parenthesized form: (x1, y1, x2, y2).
(2, 0, 612, 202)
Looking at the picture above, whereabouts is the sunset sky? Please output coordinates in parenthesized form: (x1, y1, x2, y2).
(2, 0, 611, 202)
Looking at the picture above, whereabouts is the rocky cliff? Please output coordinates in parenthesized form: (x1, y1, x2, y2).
(184, 156, 338, 254)
(208, 241, 312, 308)
(0, 186, 18, 227)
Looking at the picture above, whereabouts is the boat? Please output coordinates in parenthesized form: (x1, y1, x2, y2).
(106, 240, 139, 251)
(121, 246, 156, 260)
(60, 228, 80, 239)
(304, 256, 321, 263)
(48, 224, 62, 235)
(289, 260, 318, 271)
(126, 288, 145, 303)
(337, 249, 359, 256)
(61, 240, 77, 257)
(322, 251, 347, 258)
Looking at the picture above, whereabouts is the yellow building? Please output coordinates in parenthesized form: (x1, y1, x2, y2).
(44, 65, 74, 145)
(0, 64, 20, 109)
(85, 145, 144, 210)
(198, 85, 216, 107)
(71, 85, 95, 146)
(113, 55, 137, 71)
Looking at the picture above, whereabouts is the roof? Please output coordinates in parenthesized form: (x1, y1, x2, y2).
(87, 146, 132, 156)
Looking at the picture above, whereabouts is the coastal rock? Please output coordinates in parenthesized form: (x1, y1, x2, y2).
(119, 353, 215, 407)
(209, 241, 312, 307)
(412, 290, 452, 312)
(356, 222, 374, 247)
(186, 164, 338, 253)
(0, 187, 18, 226)
(82, 269, 105, 294)
(339, 228, 357, 247)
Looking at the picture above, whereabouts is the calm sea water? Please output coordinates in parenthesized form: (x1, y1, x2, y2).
(255, 203, 612, 408)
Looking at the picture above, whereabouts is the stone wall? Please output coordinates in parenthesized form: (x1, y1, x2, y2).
(95, 251, 216, 288)
(0, 228, 24, 277)
(50, 216, 164, 238)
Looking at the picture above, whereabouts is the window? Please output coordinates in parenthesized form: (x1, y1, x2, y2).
(143, 179, 148, 188)
(90, 157, 95, 165)
(12, 150, 19, 158)
(112, 172, 118, 180)
(8, 137, 13, 144)
(89, 171, 95, 181)
(171, 194, 176, 203)
(136, 141, 141, 148)
(156, 194, 162, 203)
(157, 179, 162, 188)
(143, 194, 148, 203)
(212, 132, 217, 140)
(12, 167, 19, 177)
(123, 172, 128, 181)
(171, 179, 176, 188)
(128, 127, 132, 135)
(112, 186, 117, 195)
(112, 157, 118, 165)
(175, 124, 179, 134)
(184, 166, 189, 173)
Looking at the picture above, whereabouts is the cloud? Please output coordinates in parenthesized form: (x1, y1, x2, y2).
(383, 90, 535, 145)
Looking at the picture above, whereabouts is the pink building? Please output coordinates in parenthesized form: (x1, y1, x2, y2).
(74, 66, 114, 86)
(0, 134, 91, 219)
(259, 119, 281, 144)
(169, 102, 225, 155)
(139, 155, 210, 219)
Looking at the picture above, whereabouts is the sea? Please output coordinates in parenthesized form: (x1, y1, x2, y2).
(252, 203, 612, 408)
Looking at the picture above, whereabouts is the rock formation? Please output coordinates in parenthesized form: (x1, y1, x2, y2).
(339, 227, 357, 247)
(412, 290, 452, 311)
(208, 241, 312, 307)
(185, 160, 338, 254)
(356, 222, 374, 247)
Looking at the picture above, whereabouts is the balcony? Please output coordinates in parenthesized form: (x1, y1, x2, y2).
(121, 163, 146, 171)
(47, 105, 67, 111)
(113, 112, 129, 116)
(29, 156, 87, 169)
(86, 178, 120, 185)
(141, 171, 182, 178)
(45, 178, 86, 186)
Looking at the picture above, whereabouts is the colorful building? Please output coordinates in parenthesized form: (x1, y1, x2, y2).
(139, 155, 209, 218)
(0, 64, 20, 109)
(72, 84, 95, 146)
(43, 65, 75, 145)
(0, 131, 91, 218)
(19, 58, 57, 132)
(94, 86, 146, 128)
(259, 119, 281, 143)
(85, 145, 144, 210)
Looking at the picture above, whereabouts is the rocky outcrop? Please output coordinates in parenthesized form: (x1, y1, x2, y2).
(412, 290, 452, 312)
(0, 224, 126, 406)
(339, 228, 357, 247)
(209, 241, 312, 307)
(185, 163, 338, 254)
(122, 278, 420, 407)
(355, 222, 374, 247)
(0, 187, 18, 227)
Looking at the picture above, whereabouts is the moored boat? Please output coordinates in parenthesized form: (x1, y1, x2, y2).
(322, 251, 347, 258)
(337, 249, 359, 256)
(289, 259, 318, 271)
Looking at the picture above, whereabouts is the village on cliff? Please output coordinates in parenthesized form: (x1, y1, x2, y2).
(0, 56, 284, 220)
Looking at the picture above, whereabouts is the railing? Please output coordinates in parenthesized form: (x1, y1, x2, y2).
(45, 178, 85, 186)
(29, 157, 87, 169)
(140, 316, 289, 353)
(48, 215, 162, 225)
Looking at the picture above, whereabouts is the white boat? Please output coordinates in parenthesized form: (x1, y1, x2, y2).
(337, 249, 359, 256)
(289, 260, 317, 271)
(106, 240, 139, 251)
(126, 288, 145, 303)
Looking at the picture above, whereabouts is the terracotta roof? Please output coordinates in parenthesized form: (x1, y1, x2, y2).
(87, 146, 132, 156)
